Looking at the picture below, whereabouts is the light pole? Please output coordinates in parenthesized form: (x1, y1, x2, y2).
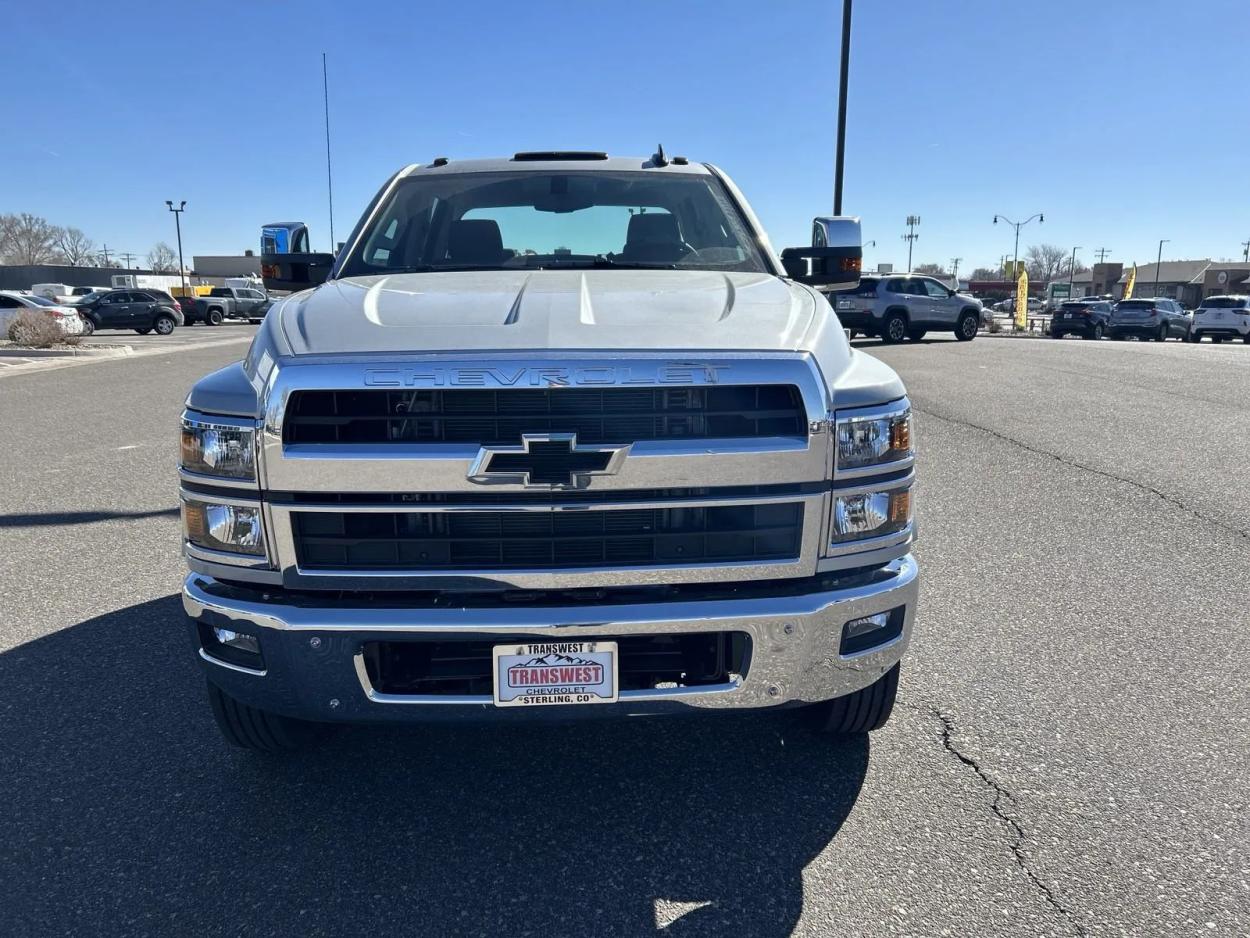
(993, 213, 1044, 281)
(1068, 246, 1081, 298)
(1154, 239, 1169, 297)
(901, 215, 920, 271)
(950, 257, 962, 282)
(832, 0, 852, 215)
(165, 200, 187, 297)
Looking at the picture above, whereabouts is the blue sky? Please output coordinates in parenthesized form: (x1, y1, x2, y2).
(6, 0, 1248, 274)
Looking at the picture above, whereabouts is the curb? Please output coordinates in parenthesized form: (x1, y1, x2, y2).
(0, 345, 133, 359)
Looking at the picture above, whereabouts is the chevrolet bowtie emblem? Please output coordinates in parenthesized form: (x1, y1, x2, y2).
(467, 434, 631, 489)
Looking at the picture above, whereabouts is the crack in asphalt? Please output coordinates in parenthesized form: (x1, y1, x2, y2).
(913, 405, 1250, 543)
(927, 706, 1090, 937)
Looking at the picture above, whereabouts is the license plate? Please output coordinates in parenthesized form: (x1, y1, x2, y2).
(492, 640, 618, 707)
(836, 300, 854, 310)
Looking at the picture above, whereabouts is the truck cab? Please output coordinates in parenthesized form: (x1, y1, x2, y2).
(179, 152, 918, 751)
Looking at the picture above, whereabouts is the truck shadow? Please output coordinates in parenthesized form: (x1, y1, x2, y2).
(1, 596, 869, 937)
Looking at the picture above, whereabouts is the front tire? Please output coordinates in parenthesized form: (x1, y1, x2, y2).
(1156, 323, 1168, 342)
(206, 308, 224, 326)
(1088, 323, 1104, 340)
(955, 310, 979, 341)
(809, 664, 900, 734)
(80, 317, 95, 336)
(882, 312, 908, 344)
(206, 682, 329, 753)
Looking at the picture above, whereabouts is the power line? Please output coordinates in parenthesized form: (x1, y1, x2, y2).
(118, 252, 137, 268)
(1241, 239, 1249, 262)
(1094, 247, 1112, 263)
(98, 244, 112, 266)
(949, 257, 961, 280)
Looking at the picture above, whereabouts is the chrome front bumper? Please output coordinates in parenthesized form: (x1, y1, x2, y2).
(182, 555, 918, 723)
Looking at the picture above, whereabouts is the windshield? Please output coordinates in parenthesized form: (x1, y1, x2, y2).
(1117, 300, 1155, 310)
(26, 295, 57, 306)
(1201, 297, 1248, 309)
(336, 170, 769, 277)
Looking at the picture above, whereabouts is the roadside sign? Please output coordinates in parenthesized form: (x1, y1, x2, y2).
(1015, 271, 1029, 330)
(1123, 264, 1137, 300)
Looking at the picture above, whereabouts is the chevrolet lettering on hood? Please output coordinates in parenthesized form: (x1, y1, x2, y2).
(361, 363, 727, 388)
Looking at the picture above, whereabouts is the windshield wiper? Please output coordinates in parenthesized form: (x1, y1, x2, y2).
(539, 256, 677, 270)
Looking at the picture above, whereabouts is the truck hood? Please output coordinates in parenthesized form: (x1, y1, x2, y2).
(277, 270, 822, 356)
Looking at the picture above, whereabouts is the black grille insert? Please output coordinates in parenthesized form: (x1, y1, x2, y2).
(282, 385, 807, 445)
(362, 632, 751, 696)
(292, 503, 803, 570)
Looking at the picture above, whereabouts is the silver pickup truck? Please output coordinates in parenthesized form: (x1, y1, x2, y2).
(180, 151, 919, 751)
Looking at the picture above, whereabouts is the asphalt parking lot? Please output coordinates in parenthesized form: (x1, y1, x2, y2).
(81, 319, 260, 352)
(1, 335, 1246, 937)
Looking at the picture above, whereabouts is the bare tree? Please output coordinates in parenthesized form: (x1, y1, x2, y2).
(56, 227, 97, 266)
(913, 262, 948, 277)
(1025, 244, 1068, 283)
(0, 213, 64, 265)
(969, 267, 1000, 280)
(147, 242, 178, 272)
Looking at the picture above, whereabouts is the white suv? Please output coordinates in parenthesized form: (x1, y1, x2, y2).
(1190, 295, 1250, 344)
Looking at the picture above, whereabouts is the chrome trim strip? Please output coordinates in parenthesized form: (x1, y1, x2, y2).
(178, 468, 260, 491)
(823, 524, 914, 559)
(284, 491, 811, 514)
(825, 469, 915, 500)
(835, 454, 914, 481)
(199, 647, 267, 677)
(184, 541, 273, 569)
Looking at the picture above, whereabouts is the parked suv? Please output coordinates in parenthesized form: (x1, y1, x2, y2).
(833, 275, 983, 343)
(1050, 298, 1114, 340)
(1109, 298, 1190, 342)
(77, 288, 184, 335)
(1189, 295, 1250, 343)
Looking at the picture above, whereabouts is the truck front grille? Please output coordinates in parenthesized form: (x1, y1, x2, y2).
(291, 503, 803, 571)
(282, 385, 806, 445)
(361, 632, 751, 696)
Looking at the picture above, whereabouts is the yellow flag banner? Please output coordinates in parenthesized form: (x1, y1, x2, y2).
(1015, 270, 1029, 331)
(1123, 263, 1137, 300)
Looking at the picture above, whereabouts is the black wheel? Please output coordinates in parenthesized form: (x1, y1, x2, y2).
(882, 312, 908, 344)
(1243, 334, 1250, 344)
(206, 682, 329, 752)
(135, 327, 152, 335)
(1049, 329, 1062, 339)
(808, 664, 900, 734)
(955, 310, 979, 341)
(206, 308, 224, 326)
(905, 328, 927, 342)
(154, 315, 176, 335)
(80, 317, 95, 336)
(1156, 323, 1168, 342)
(1110, 332, 1123, 341)
(1212, 336, 1224, 344)
(1188, 331, 1201, 343)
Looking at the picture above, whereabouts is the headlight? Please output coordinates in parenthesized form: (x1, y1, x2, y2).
(180, 413, 256, 480)
(835, 405, 912, 472)
(830, 486, 912, 543)
(182, 498, 266, 555)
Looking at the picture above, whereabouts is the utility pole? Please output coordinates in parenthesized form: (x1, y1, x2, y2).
(323, 52, 336, 251)
(832, 0, 853, 215)
(993, 213, 1044, 283)
(119, 252, 137, 269)
(1154, 239, 1169, 297)
(901, 215, 920, 271)
(98, 244, 112, 266)
(1241, 238, 1250, 262)
(165, 200, 188, 297)
(949, 257, 961, 281)
(1095, 247, 1112, 264)
(1067, 246, 1081, 297)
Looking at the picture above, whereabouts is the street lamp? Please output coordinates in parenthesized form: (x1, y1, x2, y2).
(993, 213, 1044, 280)
(1068, 246, 1081, 298)
(833, 0, 853, 215)
(1154, 239, 1169, 297)
(165, 200, 187, 298)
